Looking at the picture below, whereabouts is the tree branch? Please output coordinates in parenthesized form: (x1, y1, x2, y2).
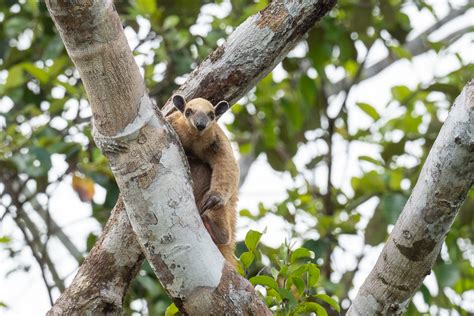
(347, 81, 474, 315)
(15, 207, 65, 292)
(13, 214, 55, 306)
(327, 3, 473, 96)
(47, 198, 144, 315)
(25, 188, 83, 263)
(2, 178, 66, 293)
(45, 0, 336, 313)
(161, 0, 338, 115)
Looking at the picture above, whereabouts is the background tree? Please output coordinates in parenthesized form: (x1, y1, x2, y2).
(0, 0, 473, 315)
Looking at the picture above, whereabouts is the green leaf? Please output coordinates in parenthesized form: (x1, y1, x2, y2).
(354, 171, 385, 194)
(365, 203, 388, 246)
(420, 284, 431, 305)
(287, 276, 305, 295)
(293, 302, 328, 316)
(249, 275, 278, 290)
(281, 98, 304, 130)
(86, 233, 98, 252)
(382, 193, 407, 224)
(165, 303, 179, 316)
(239, 251, 254, 269)
(245, 230, 262, 252)
(381, 141, 406, 162)
(271, 267, 279, 279)
(424, 83, 460, 99)
(428, 41, 444, 53)
(5, 17, 31, 38)
(314, 293, 340, 312)
(306, 155, 325, 169)
(23, 63, 49, 84)
(290, 247, 315, 263)
(391, 45, 412, 60)
(136, 0, 156, 15)
(12, 147, 52, 178)
(277, 288, 297, 309)
(388, 170, 403, 191)
(5, 65, 25, 89)
(239, 209, 255, 219)
(391, 85, 411, 101)
(359, 155, 384, 166)
(43, 36, 65, 60)
(0, 236, 12, 243)
(356, 102, 380, 121)
(434, 264, 460, 288)
(164, 16, 180, 29)
(291, 263, 320, 288)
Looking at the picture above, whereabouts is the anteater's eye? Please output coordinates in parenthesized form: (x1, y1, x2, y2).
(208, 112, 215, 120)
(185, 109, 193, 117)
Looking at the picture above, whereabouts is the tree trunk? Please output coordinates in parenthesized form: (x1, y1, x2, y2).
(47, 198, 143, 315)
(347, 81, 474, 315)
(45, 0, 336, 314)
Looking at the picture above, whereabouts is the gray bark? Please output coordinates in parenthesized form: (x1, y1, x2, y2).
(45, 0, 336, 314)
(47, 199, 143, 315)
(347, 81, 474, 315)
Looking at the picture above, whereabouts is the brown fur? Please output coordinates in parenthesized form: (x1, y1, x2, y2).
(168, 96, 240, 266)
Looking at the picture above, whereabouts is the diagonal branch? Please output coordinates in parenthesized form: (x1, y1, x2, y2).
(327, 3, 474, 96)
(347, 81, 474, 315)
(46, 0, 336, 314)
(14, 207, 65, 292)
(47, 198, 144, 315)
(13, 214, 55, 306)
(161, 0, 337, 114)
(2, 178, 66, 294)
(25, 188, 83, 262)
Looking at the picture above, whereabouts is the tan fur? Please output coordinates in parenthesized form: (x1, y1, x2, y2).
(168, 97, 239, 266)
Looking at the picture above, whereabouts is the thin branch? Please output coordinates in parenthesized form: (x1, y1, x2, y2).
(28, 194, 83, 262)
(2, 179, 66, 292)
(328, 4, 474, 96)
(412, 2, 472, 40)
(9, 178, 83, 262)
(12, 213, 55, 306)
(319, 48, 371, 280)
(15, 207, 65, 292)
(239, 152, 256, 188)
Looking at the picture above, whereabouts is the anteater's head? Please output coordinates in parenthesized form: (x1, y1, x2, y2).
(172, 95, 230, 133)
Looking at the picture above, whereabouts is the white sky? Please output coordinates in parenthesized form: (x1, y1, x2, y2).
(1, 1, 473, 315)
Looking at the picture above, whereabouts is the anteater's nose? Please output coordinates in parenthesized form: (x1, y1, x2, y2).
(196, 123, 206, 131)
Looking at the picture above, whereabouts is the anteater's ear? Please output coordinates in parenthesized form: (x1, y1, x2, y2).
(214, 100, 230, 119)
(172, 94, 186, 112)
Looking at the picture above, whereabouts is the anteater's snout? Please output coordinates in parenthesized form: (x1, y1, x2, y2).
(196, 122, 206, 131)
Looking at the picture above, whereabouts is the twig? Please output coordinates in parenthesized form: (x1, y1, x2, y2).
(13, 213, 55, 306)
(22, 184, 83, 262)
(328, 3, 473, 96)
(3, 179, 66, 292)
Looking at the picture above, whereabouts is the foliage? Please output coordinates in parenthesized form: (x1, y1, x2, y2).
(0, 0, 473, 315)
(239, 230, 339, 315)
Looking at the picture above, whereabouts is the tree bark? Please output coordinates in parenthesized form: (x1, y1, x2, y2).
(347, 81, 474, 315)
(47, 198, 143, 315)
(45, 0, 336, 314)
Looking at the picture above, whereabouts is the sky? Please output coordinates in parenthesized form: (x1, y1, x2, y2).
(0, 0, 473, 315)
